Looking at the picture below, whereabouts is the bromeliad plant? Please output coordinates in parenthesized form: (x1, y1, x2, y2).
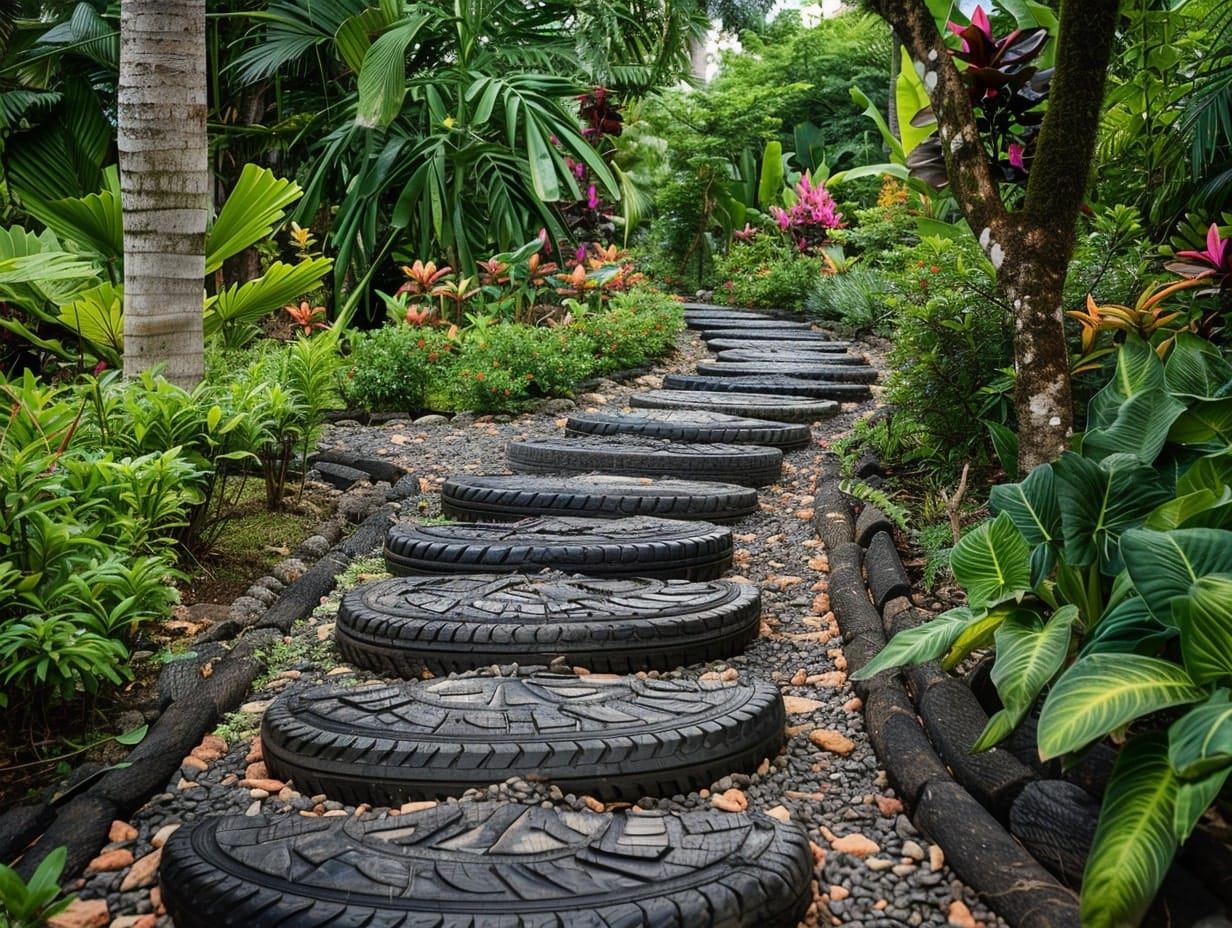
(853, 332, 1232, 927)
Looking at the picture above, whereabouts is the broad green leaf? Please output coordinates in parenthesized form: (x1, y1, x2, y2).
(114, 723, 148, 746)
(849, 85, 906, 164)
(206, 165, 302, 275)
(1052, 452, 1172, 574)
(1176, 448, 1232, 498)
(1081, 388, 1186, 464)
(1169, 397, 1232, 449)
(1174, 768, 1230, 844)
(1145, 487, 1232, 531)
(1168, 689, 1232, 779)
(1165, 332, 1232, 399)
(1080, 596, 1175, 658)
(985, 420, 1019, 478)
(355, 15, 432, 129)
(989, 463, 1059, 547)
(1121, 528, 1232, 627)
(1088, 334, 1166, 430)
(949, 512, 1032, 610)
(203, 258, 333, 341)
(972, 606, 1077, 752)
(1173, 574, 1232, 684)
(848, 607, 976, 681)
(940, 608, 1009, 670)
(22, 165, 123, 265)
(895, 45, 935, 156)
(58, 281, 124, 368)
(1080, 733, 1178, 928)
(1038, 654, 1204, 759)
(758, 140, 785, 209)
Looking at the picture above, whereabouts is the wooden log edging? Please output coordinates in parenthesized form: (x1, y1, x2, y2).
(813, 478, 1080, 928)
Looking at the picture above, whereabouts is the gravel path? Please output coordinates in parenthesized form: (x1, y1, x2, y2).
(65, 328, 1007, 928)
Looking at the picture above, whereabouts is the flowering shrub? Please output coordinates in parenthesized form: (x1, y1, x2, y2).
(711, 235, 822, 309)
(770, 174, 845, 251)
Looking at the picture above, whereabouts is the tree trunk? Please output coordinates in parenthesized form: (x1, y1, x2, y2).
(119, 0, 208, 389)
(688, 34, 710, 84)
(864, 0, 1120, 472)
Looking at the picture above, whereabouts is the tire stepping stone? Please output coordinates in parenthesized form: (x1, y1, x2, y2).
(664, 372, 873, 402)
(565, 408, 812, 450)
(630, 389, 839, 423)
(715, 348, 869, 365)
(160, 805, 813, 928)
(335, 573, 762, 674)
(505, 435, 782, 487)
(385, 514, 733, 580)
(696, 360, 879, 383)
(260, 674, 785, 803)
(700, 327, 834, 343)
(705, 336, 856, 353)
(442, 473, 759, 523)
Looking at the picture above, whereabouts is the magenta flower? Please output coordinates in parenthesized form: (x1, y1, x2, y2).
(586, 185, 600, 209)
(948, 4, 991, 51)
(1008, 142, 1025, 169)
(1168, 222, 1232, 280)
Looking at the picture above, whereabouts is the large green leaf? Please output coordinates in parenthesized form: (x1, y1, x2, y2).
(1080, 596, 1175, 658)
(57, 281, 124, 368)
(206, 165, 303, 275)
(1081, 388, 1186, 464)
(1038, 654, 1205, 759)
(1088, 334, 1167, 430)
(758, 141, 785, 210)
(1052, 452, 1172, 574)
(1169, 689, 1232, 780)
(989, 463, 1060, 548)
(848, 85, 906, 164)
(848, 607, 977, 681)
(1080, 733, 1179, 928)
(949, 511, 1032, 610)
(1168, 397, 1232, 449)
(1173, 574, 1232, 684)
(355, 15, 433, 129)
(1174, 767, 1230, 844)
(1121, 528, 1232, 627)
(1145, 487, 1232, 531)
(895, 45, 935, 156)
(1165, 332, 1232, 399)
(21, 165, 123, 267)
(203, 258, 333, 344)
(1176, 448, 1232, 498)
(972, 605, 1077, 752)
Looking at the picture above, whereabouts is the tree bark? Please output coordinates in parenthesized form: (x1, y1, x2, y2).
(863, 0, 1120, 472)
(119, 0, 208, 389)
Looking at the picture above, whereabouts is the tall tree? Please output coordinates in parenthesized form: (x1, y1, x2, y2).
(863, 0, 1120, 471)
(118, 0, 208, 387)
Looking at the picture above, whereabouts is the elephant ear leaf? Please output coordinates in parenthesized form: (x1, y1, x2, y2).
(848, 607, 977, 681)
(1121, 528, 1232, 628)
(1169, 690, 1232, 780)
(1080, 733, 1179, 928)
(1172, 574, 1232, 684)
(950, 511, 1032, 610)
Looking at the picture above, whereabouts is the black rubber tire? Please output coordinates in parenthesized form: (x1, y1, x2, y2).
(335, 573, 762, 674)
(565, 409, 812, 450)
(504, 435, 783, 487)
(705, 337, 855, 353)
(700, 327, 833, 343)
(160, 805, 814, 928)
(384, 515, 733, 580)
(629, 390, 839, 423)
(663, 373, 872, 402)
(441, 473, 759, 524)
(684, 312, 776, 329)
(715, 348, 867, 365)
(1009, 780, 1101, 887)
(260, 674, 785, 803)
(692, 319, 819, 331)
(695, 360, 879, 384)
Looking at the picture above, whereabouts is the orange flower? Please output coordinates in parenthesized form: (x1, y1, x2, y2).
(400, 259, 453, 294)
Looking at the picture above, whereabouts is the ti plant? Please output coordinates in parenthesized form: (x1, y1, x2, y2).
(853, 332, 1232, 927)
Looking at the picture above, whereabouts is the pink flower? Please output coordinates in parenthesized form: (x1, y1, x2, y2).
(948, 5, 991, 51)
(1008, 142, 1025, 169)
(586, 185, 600, 209)
(770, 206, 791, 231)
(575, 245, 588, 265)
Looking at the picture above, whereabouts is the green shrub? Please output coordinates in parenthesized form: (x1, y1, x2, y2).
(711, 237, 821, 310)
(575, 288, 684, 372)
(805, 265, 896, 337)
(341, 325, 458, 414)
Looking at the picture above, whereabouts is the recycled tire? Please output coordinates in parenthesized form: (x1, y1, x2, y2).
(705, 337, 855, 353)
(565, 409, 812, 450)
(715, 348, 867, 365)
(335, 573, 762, 674)
(692, 318, 818, 331)
(630, 390, 839, 423)
(505, 435, 782, 487)
(700, 327, 833, 343)
(384, 515, 733, 580)
(441, 473, 759, 524)
(684, 311, 776, 329)
(160, 805, 814, 928)
(260, 674, 785, 803)
(663, 373, 872, 402)
(695, 360, 879, 384)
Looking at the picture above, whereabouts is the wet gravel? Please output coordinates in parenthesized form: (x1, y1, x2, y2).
(69, 328, 1007, 928)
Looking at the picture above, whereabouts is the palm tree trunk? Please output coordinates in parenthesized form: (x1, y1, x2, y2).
(119, 0, 208, 388)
